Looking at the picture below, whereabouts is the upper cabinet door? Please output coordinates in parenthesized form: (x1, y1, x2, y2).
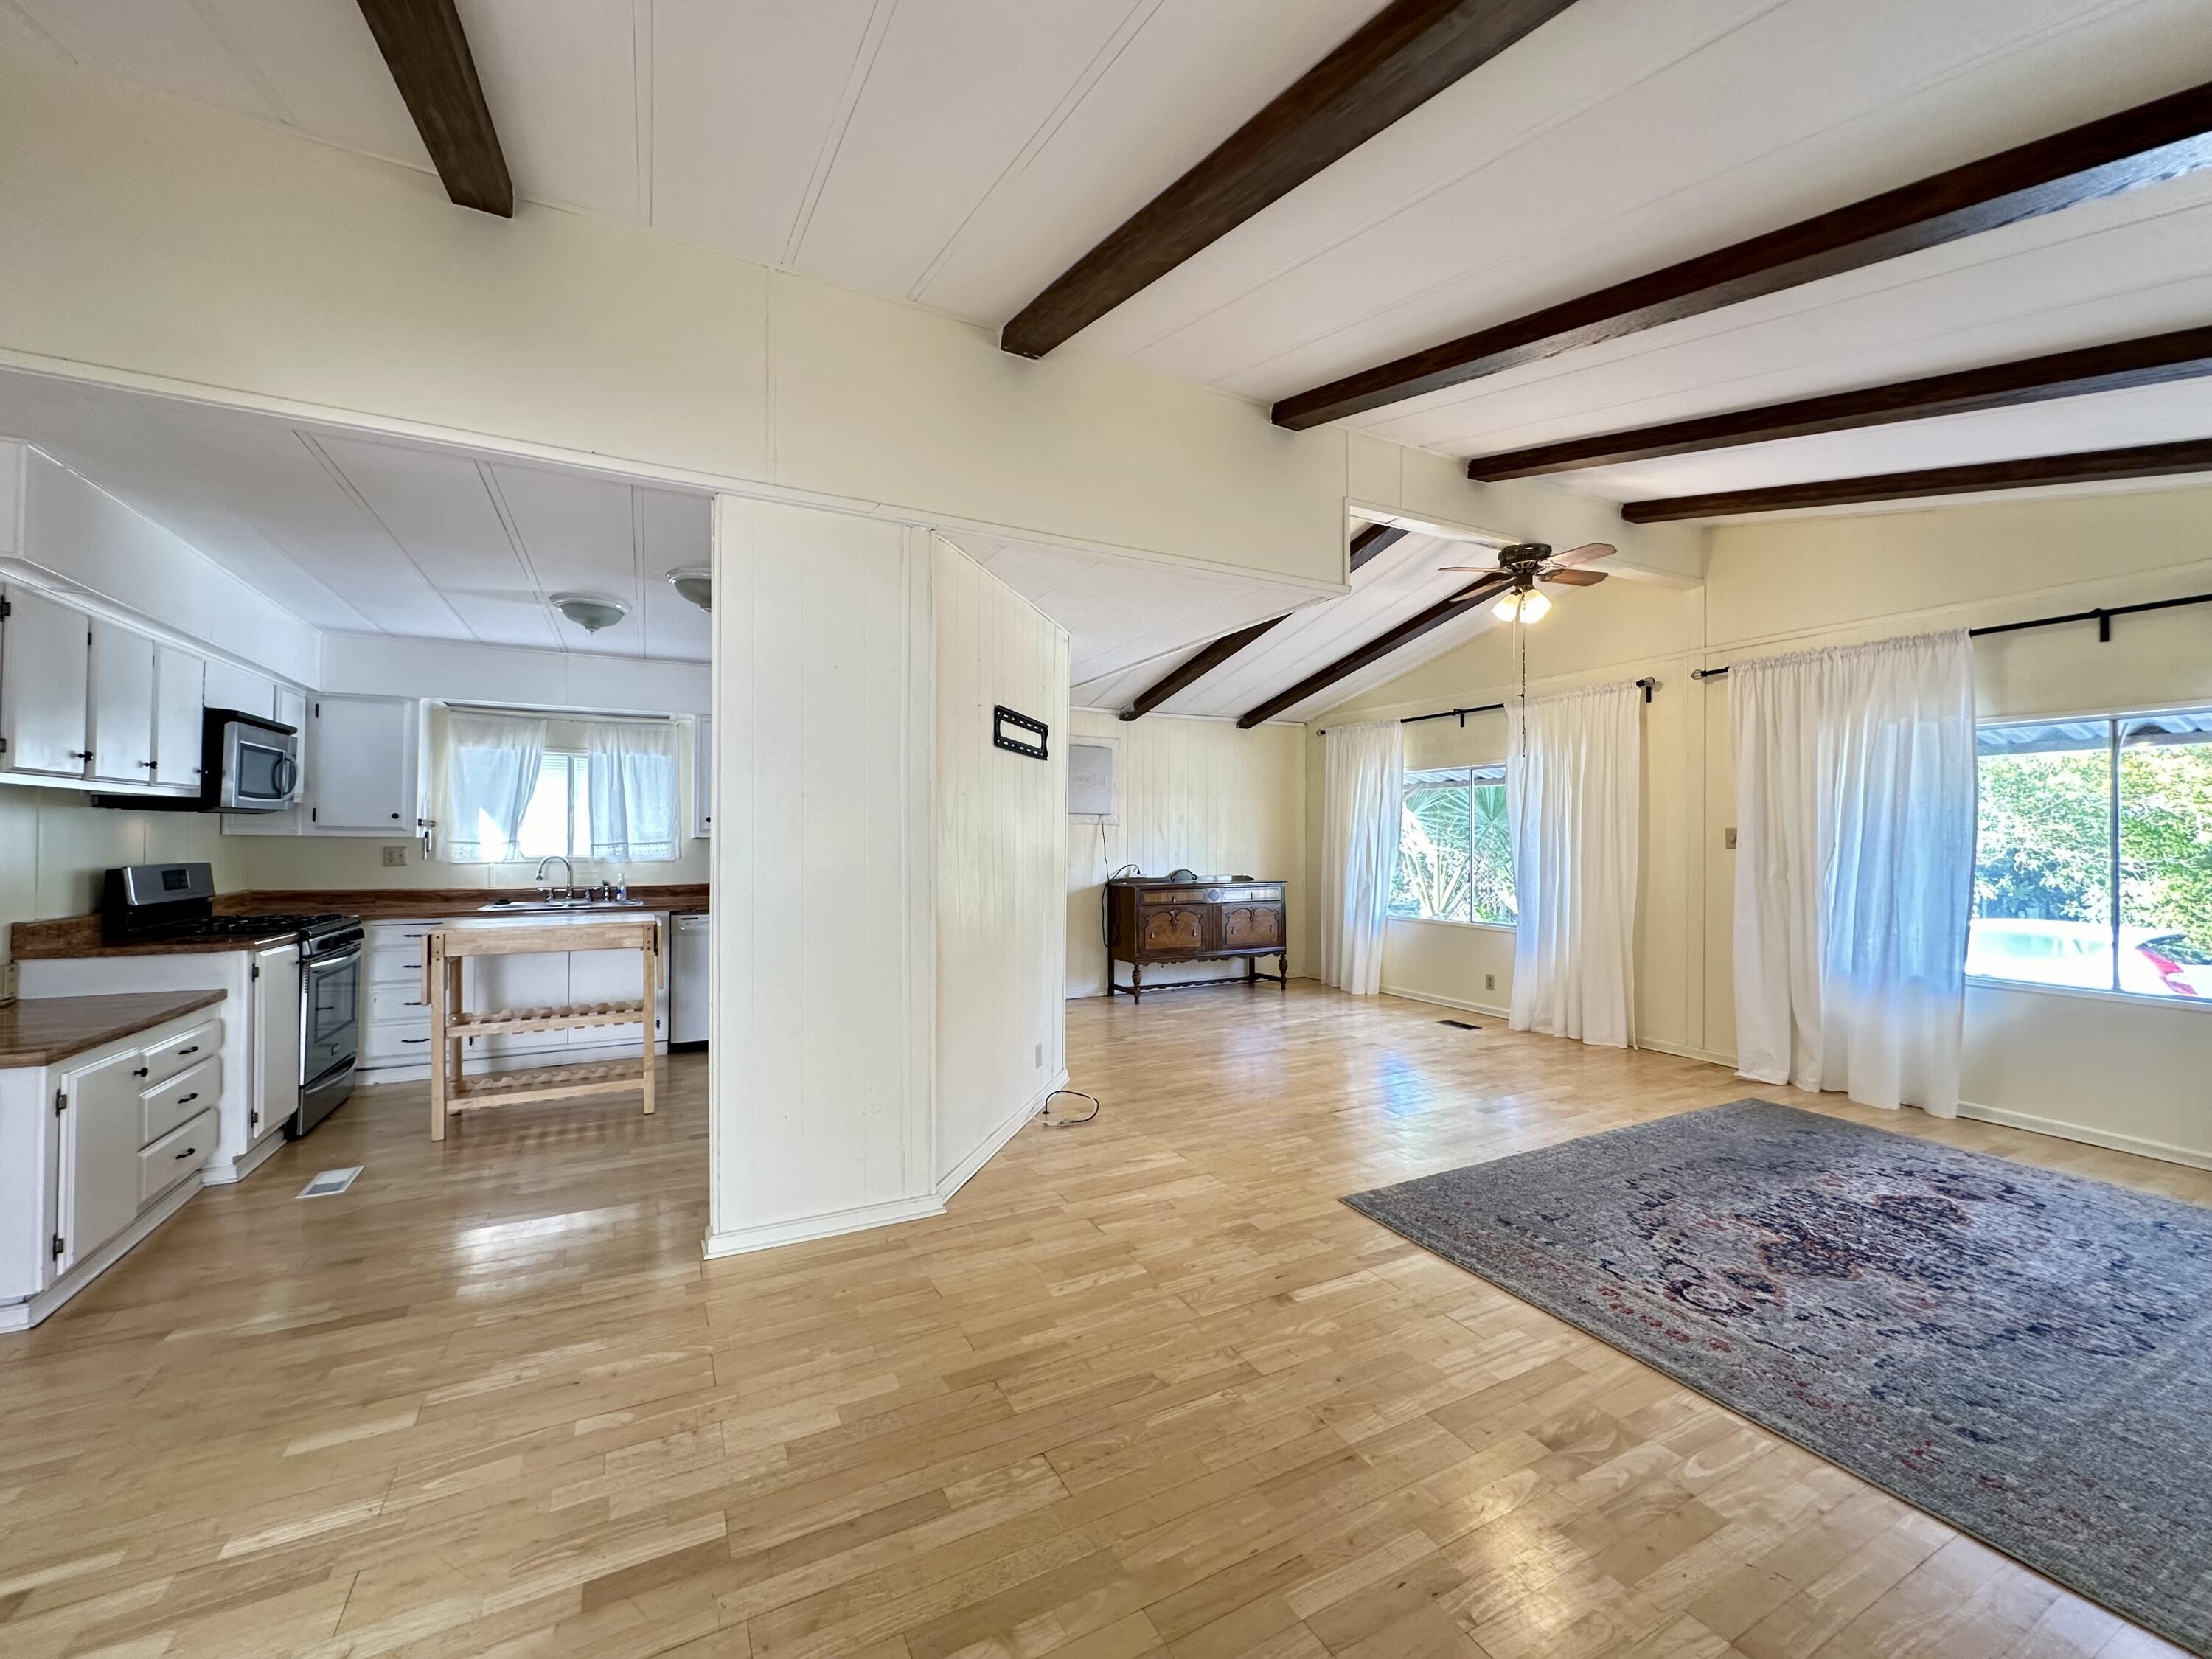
(310, 696, 417, 832)
(87, 619, 159, 785)
(0, 585, 91, 778)
(152, 644, 206, 790)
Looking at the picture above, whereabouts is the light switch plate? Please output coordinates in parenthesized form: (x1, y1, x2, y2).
(1725, 827, 1739, 850)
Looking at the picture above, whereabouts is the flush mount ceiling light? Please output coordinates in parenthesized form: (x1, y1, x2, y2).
(1492, 584, 1551, 625)
(550, 591, 630, 633)
(665, 566, 711, 611)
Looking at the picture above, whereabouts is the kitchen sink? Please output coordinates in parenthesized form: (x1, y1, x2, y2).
(476, 898, 646, 912)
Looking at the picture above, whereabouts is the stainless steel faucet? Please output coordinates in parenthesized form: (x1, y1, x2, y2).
(534, 854, 574, 899)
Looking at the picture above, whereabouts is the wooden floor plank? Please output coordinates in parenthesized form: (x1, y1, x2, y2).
(0, 984, 2196, 1659)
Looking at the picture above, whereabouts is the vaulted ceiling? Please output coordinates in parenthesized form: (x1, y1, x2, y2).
(7, 0, 2212, 703)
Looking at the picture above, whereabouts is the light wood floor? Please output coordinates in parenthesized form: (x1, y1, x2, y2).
(1, 986, 2202, 1659)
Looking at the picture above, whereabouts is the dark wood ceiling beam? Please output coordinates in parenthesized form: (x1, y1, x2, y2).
(1619, 437, 2212, 522)
(999, 0, 1581, 359)
(357, 0, 513, 217)
(1119, 614, 1290, 721)
(1467, 327, 2212, 479)
(1349, 523, 1408, 571)
(1273, 80, 2212, 430)
(1237, 575, 1511, 729)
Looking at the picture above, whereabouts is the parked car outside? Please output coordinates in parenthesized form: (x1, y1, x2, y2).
(1965, 918, 2206, 998)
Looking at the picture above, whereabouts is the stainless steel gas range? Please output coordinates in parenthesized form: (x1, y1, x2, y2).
(102, 863, 364, 1137)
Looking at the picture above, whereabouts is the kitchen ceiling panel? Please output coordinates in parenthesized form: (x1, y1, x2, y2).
(636, 486, 711, 664)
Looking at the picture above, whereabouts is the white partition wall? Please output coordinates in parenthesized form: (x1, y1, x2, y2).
(707, 498, 937, 1255)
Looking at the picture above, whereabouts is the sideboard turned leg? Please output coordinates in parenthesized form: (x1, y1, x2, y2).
(1131, 962, 1142, 1004)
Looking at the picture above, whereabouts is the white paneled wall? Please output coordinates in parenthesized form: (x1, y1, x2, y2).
(707, 498, 936, 1256)
(932, 538, 1068, 1188)
(1065, 710, 1310, 997)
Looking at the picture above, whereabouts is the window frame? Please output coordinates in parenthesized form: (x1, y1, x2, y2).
(514, 750, 594, 863)
(1968, 702, 2212, 1010)
(1389, 762, 1517, 930)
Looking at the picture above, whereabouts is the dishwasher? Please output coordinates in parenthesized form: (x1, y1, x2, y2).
(670, 911, 711, 1048)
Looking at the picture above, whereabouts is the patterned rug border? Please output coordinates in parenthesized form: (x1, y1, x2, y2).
(1342, 1099, 2212, 1658)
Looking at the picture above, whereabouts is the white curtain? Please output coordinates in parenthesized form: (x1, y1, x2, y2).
(1506, 682, 1641, 1048)
(587, 719, 684, 862)
(1321, 720, 1404, 995)
(1732, 630, 1977, 1115)
(441, 712, 546, 863)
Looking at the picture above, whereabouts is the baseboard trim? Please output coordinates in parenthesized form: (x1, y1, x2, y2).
(1, 1175, 201, 1333)
(937, 1070, 1065, 1200)
(1637, 1038, 1740, 1071)
(1380, 984, 1509, 1020)
(1957, 1101, 2212, 1172)
(703, 1071, 1068, 1261)
(204, 1125, 286, 1187)
(703, 1192, 947, 1259)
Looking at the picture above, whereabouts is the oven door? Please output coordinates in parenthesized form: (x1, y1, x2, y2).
(221, 723, 299, 810)
(301, 944, 362, 1084)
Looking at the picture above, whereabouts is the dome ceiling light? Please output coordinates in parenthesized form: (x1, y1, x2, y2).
(666, 566, 711, 611)
(550, 591, 630, 633)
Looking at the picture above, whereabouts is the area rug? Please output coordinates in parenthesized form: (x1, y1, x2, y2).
(1344, 1099, 2212, 1655)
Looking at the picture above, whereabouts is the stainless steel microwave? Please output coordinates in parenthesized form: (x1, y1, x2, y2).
(208, 709, 299, 811)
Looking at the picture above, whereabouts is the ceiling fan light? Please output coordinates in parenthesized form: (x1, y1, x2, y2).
(666, 566, 712, 611)
(551, 591, 630, 633)
(1492, 587, 1551, 624)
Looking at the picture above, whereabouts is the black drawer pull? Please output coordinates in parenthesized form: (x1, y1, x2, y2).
(176, 1092, 198, 1105)
(401, 1037, 429, 1045)
(178, 1046, 199, 1057)
(175, 1145, 196, 1160)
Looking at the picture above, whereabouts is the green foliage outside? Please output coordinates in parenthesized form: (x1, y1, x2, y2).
(1976, 737, 2212, 962)
(1392, 774, 1515, 925)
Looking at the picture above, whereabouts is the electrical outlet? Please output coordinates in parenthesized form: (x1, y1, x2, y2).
(1034, 1041, 1044, 1068)
(382, 845, 407, 867)
(1484, 973, 1495, 991)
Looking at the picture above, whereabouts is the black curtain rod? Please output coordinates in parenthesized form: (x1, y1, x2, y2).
(1318, 676, 1655, 735)
(1690, 589, 2212, 681)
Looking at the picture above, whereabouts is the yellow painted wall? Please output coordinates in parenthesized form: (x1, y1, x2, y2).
(1320, 482, 2212, 1167)
(1065, 711, 1309, 997)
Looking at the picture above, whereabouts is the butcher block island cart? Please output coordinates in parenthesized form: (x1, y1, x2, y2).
(422, 920, 659, 1139)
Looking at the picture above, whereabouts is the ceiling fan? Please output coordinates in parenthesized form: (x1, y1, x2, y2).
(1439, 540, 1614, 623)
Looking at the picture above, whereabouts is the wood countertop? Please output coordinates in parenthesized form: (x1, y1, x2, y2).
(0, 990, 226, 1068)
(10, 887, 709, 960)
(221, 886, 710, 921)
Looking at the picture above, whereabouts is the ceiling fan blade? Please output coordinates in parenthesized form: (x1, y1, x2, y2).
(1540, 568, 1607, 586)
(1436, 564, 1498, 573)
(1547, 541, 1615, 570)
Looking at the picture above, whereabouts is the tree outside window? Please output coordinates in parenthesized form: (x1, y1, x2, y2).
(1390, 766, 1515, 925)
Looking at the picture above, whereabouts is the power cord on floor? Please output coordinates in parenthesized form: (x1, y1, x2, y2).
(1039, 1088, 1102, 1128)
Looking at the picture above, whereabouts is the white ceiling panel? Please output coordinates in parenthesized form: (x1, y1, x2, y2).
(459, 0, 644, 220)
(13, 0, 279, 120)
(0, 369, 710, 661)
(649, 0, 875, 262)
(201, 0, 426, 160)
(914, 0, 1389, 322)
(789, 0, 1142, 299)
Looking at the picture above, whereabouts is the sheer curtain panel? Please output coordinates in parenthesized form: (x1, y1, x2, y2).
(1731, 630, 1977, 1115)
(441, 712, 547, 863)
(1506, 682, 1641, 1048)
(587, 719, 684, 862)
(1322, 720, 1405, 994)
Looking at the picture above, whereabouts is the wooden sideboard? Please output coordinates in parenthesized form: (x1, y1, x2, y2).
(1105, 877, 1288, 1001)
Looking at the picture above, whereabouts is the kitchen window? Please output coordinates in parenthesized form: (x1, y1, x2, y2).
(1389, 765, 1516, 926)
(515, 752, 593, 860)
(1969, 709, 2212, 1000)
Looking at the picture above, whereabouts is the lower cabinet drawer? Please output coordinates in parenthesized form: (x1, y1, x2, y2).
(139, 1109, 215, 1205)
(371, 982, 431, 1023)
(141, 1020, 220, 1088)
(368, 1022, 435, 1062)
(141, 1057, 220, 1146)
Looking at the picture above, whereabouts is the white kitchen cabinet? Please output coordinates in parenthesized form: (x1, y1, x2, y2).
(58, 1047, 147, 1273)
(692, 714, 713, 839)
(87, 619, 158, 785)
(310, 696, 417, 833)
(248, 943, 301, 1142)
(276, 686, 308, 801)
(0, 584, 91, 779)
(153, 644, 206, 789)
(202, 659, 275, 720)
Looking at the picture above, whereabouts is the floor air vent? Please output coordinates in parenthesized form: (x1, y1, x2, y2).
(299, 1166, 363, 1199)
